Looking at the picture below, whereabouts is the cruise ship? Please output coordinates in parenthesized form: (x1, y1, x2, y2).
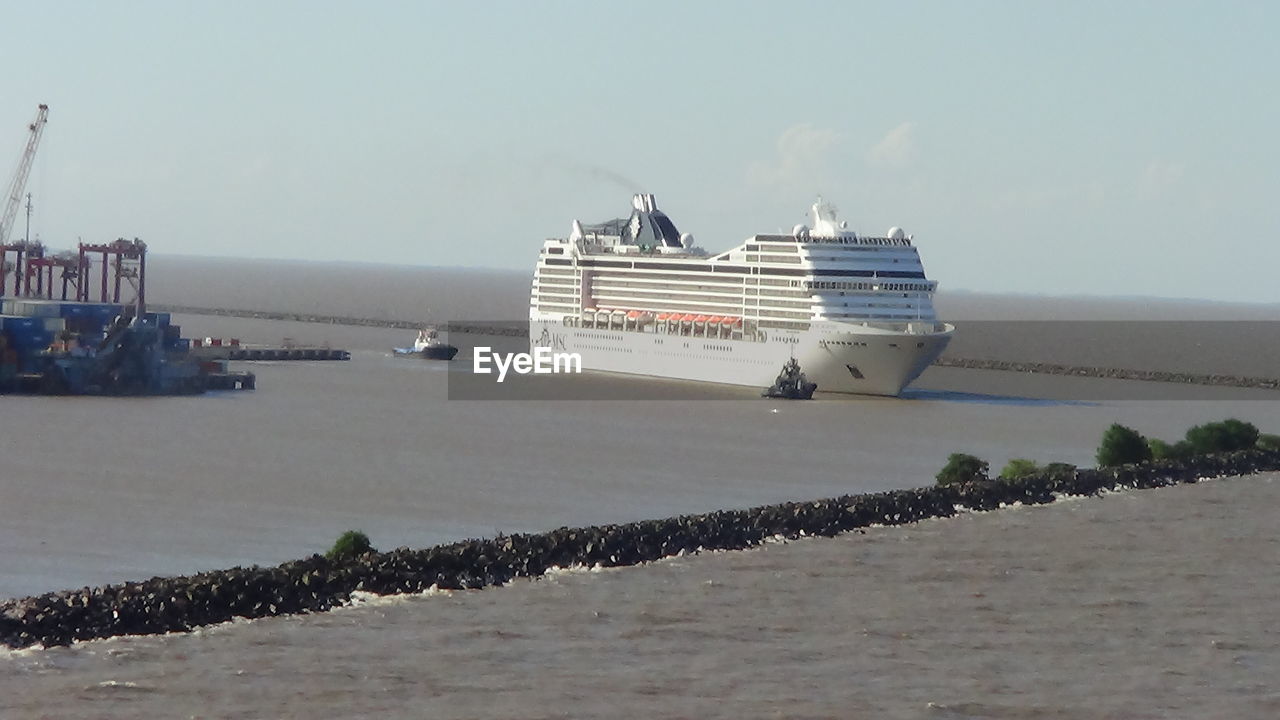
(529, 195, 953, 395)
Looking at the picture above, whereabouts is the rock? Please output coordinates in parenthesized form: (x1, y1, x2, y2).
(5, 449, 1280, 649)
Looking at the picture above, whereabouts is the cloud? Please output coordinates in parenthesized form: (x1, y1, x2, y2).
(867, 122, 917, 169)
(748, 123, 843, 189)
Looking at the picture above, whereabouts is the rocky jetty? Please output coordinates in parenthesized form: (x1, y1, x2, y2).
(150, 305, 528, 338)
(154, 305, 1280, 390)
(7, 449, 1278, 650)
(933, 356, 1280, 390)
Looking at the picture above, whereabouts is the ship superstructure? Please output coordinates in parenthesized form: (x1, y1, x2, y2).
(529, 195, 953, 395)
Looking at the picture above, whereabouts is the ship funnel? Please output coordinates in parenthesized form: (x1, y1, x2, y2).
(630, 194, 659, 212)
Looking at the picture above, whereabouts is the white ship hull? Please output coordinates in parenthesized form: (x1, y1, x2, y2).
(531, 194, 954, 396)
(531, 319, 952, 396)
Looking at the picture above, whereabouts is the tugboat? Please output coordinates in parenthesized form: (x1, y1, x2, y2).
(762, 358, 817, 399)
(395, 327, 458, 361)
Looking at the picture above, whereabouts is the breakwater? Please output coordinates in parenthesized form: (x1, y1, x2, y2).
(153, 305, 1280, 389)
(149, 304, 528, 338)
(4, 450, 1279, 650)
(932, 356, 1280, 391)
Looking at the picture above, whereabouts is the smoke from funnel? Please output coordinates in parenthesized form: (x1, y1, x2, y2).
(570, 163, 644, 194)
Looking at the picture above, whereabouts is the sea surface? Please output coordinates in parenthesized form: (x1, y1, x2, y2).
(2, 256, 1279, 717)
(4, 475, 1276, 719)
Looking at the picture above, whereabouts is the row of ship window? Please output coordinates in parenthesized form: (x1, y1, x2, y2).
(542, 258, 925, 279)
(804, 280, 933, 292)
(585, 277, 813, 296)
(592, 293, 811, 310)
(752, 234, 912, 247)
(559, 274, 932, 295)
(589, 280, 807, 297)
(576, 271, 798, 288)
(758, 320, 810, 331)
(743, 254, 802, 264)
(744, 244, 917, 258)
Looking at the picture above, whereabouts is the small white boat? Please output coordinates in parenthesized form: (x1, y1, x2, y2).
(394, 327, 458, 360)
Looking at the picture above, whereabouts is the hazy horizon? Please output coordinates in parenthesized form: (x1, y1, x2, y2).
(5, 1, 1278, 303)
(142, 252, 1280, 312)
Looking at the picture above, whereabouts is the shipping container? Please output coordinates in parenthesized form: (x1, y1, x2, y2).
(3, 299, 61, 318)
(65, 316, 107, 334)
(1, 315, 42, 332)
(7, 329, 54, 349)
(58, 302, 123, 319)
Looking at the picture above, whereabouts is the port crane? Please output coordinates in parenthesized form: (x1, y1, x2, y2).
(0, 104, 50, 295)
(1, 104, 49, 246)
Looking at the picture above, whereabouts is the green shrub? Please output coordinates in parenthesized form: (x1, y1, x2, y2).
(999, 458, 1040, 480)
(1257, 433, 1280, 452)
(1167, 440, 1195, 460)
(1043, 462, 1077, 480)
(1096, 424, 1152, 467)
(936, 453, 989, 486)
(326, 530, 375, 562)
(1185, 419, 1259, 455)
(1148, 438, 1194, 460)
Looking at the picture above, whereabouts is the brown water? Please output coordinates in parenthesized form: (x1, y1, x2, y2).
(2, 256, 1279, 717)
(2, 475, 1276, 719)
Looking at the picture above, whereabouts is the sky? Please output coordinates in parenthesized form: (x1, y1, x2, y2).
(3, 1, 1278, 303)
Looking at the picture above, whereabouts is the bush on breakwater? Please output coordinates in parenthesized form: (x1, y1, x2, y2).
(4, 449, 1280, 649)
(326, 530, 376, 562)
